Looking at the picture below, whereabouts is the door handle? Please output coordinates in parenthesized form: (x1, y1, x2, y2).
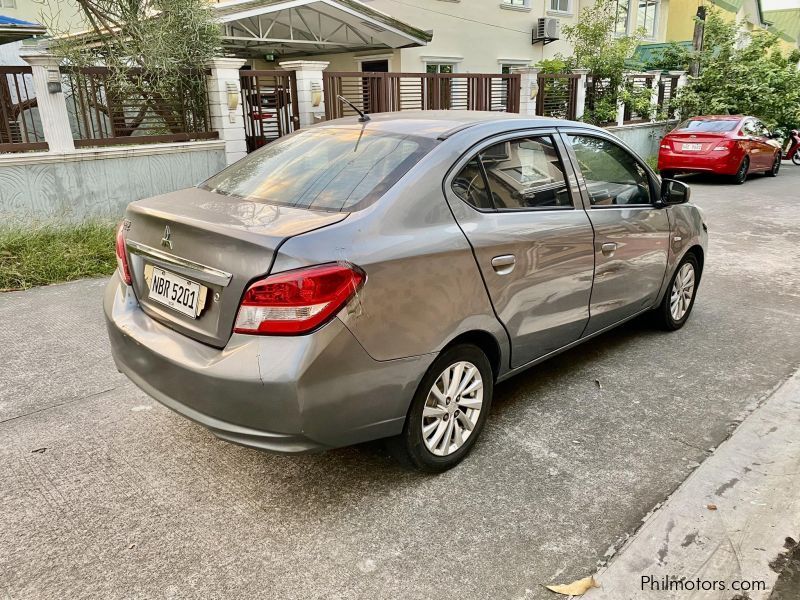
(491, 254, 516, 275)
(601, 242, 617, 256)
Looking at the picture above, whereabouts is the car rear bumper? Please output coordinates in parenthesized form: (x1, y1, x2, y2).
(104, 272, 433, 453)
(658, 150, 741, 175)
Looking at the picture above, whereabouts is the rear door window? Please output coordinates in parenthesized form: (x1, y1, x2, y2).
(451, 135, 572, 210)
(568, 135, 652, 207)
(202, 128, 437, 212)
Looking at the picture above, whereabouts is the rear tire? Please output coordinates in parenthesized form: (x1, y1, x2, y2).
(793, 153, 800, 166)
(766, 154, 780, 177)
(732, 156, 749, 184)
(660, 170, 676, 180)
(654, 253, 699, 331)
(388, 344, 493, 472)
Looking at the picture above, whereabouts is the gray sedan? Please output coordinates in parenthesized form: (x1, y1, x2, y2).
(105, 111, 707, 471)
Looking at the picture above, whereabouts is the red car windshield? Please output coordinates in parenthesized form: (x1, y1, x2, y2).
(675, 119, 740, 133)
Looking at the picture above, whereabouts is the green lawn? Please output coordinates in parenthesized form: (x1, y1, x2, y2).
(0, 223, 117, 291)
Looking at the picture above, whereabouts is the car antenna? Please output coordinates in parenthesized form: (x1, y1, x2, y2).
(337, 95, 370, 122)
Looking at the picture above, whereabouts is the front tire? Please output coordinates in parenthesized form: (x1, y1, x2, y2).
(388, 344, 493, 472)
(792, 153, 800, 166)
(732, 156, 749, 184)
(766, 153, 780, 177)
(654, 253, 699, 331)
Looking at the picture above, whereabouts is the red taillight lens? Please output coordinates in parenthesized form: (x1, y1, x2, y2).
(234, 263, 366, 335)
(115, 223, 132, 285)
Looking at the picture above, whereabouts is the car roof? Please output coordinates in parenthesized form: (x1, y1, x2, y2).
(684, 115, 745, 121)
(314, 110, 601, 140)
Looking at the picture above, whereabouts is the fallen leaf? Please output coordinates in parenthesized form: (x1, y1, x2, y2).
(545, 575, 599, 596)
(707, 503, 717, 510)
(31, 448, 47, 454)
(594, 379, 602, 389)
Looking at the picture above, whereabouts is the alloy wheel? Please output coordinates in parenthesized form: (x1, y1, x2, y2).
(670, 262, 695, 322)
(422, 361, 483, 456)
(735, 157, 749, 184)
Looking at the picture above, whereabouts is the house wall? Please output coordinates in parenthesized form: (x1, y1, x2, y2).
(665, 0, 797, 54)
(0, 141, 226, 224)
(1, 0, 86, 33)
(249, 0, 669, 74)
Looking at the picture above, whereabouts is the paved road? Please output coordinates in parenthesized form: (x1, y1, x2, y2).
(1, 167, 799, 600)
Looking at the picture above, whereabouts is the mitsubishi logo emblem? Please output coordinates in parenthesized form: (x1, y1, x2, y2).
(161, 225, 173, 250)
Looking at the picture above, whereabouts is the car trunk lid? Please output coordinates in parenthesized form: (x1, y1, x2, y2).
(665, 131, 731, 155)
(122, 187, 348, 347)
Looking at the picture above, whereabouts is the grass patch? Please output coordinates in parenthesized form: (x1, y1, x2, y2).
(645, 155, 660, 172)
(0, 222, 117, 291)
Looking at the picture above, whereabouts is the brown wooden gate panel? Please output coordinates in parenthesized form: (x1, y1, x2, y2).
(323, 72, 520, 120)
(240, 70, 299, 153)
(536, 73, 579, 121)
(0, 66, 47, 153)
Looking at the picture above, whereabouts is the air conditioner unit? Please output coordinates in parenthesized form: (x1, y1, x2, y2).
(532, 17, 560, 45)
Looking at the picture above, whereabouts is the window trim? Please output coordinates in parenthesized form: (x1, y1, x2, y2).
(500, 0, 532, 11)
(547, 0, 572, 15)
(557, 129, 659, 210)
(446, 129, 581, 214)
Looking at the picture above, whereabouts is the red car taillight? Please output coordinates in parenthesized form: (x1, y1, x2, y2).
(712, 140, 734, 151)
(234, 263, 366, 335)
(115, 223, 132, 285)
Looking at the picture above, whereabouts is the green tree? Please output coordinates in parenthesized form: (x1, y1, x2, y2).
(538, 0, 651, 124)
(675, 9, 800, 134)
(43, 0, 221, 137)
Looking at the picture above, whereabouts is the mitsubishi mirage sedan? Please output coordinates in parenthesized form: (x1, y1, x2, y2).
(105, 111, 707, 472)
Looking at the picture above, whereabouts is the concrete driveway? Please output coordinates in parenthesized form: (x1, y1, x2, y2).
(1, 167, 799, 600)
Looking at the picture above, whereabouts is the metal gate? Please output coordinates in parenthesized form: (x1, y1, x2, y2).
(239, 70, 299, 153)
(323, 72, 520, 120)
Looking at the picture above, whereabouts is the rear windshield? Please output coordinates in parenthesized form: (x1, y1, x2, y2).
(202, 128, 436, 212)
(675, 119, 739, 133)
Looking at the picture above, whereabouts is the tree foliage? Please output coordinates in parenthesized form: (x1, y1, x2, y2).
(538, 0, 651, 125)
(675, 9, 800, 133)
(42, 0, 221, 136)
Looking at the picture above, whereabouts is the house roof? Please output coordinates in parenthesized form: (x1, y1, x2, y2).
(215, 0, 432, 58)
(764, 8, 800, 43)
(0, 15, 47, 44)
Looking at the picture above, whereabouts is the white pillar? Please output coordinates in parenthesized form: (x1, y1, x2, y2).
(20, 49, 75, 152)
(510, 66, 540, 117)
(647, 70, 662, 121)
(616, 81, 626, 127)
(572, 68, 589, 121)
(206, 57, 247, 165)
(278, 60, 329, 127)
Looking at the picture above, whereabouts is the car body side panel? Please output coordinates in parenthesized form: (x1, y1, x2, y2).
(654, 204, 709, 304)
(268, 143, 511, 367)
(581, 207, 671, 333)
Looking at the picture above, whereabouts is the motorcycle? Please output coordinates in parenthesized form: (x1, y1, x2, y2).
(783, 129, 800, 165)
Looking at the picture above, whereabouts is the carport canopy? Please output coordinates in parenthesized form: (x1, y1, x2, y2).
(215, 0, 432, 58)
(0, 15, 47, 45)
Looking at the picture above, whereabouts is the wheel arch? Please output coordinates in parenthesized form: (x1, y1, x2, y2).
(684, 244, 704, 282)
(442, 330, 503, 381)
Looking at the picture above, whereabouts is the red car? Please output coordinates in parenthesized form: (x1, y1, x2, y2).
(658, 115, 782, 184)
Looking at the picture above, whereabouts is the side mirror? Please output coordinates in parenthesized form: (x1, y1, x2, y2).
(660, 179, 691, 205)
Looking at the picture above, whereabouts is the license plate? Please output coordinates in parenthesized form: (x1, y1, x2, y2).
(681, 143, 702, 151)
(147, 266, 205, 318)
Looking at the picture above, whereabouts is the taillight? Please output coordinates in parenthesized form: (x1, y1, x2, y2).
(661, 143, 670, 149)
(712, 140, 733, 151)
(234, 263, 366, 335)
(115, 222, 132, 285)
